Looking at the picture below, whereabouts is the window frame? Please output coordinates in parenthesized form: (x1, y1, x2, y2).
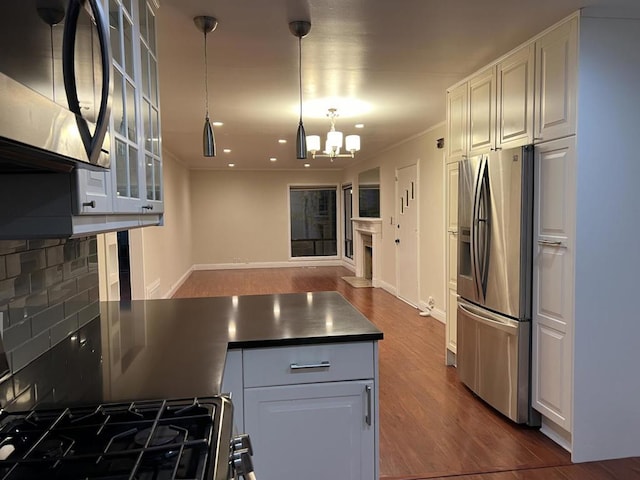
(342, 183, 354, 261)
(287, 184, 340, 261)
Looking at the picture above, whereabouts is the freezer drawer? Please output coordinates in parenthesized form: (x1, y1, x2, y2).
(457, 301, 531, 424)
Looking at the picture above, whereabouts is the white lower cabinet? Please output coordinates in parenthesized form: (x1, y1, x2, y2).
(222, 341, 378, 480)
(245, 380, 375, 480)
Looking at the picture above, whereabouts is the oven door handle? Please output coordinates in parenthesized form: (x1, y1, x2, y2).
(62, 0, 112, 164)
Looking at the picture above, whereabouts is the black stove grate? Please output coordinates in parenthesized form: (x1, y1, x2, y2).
(0, 397, 226, 480)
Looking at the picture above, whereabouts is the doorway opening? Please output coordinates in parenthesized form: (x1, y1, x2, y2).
(117, 231, 132, 301)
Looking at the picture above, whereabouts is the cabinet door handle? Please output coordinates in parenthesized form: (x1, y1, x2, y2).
(82, 201, 96, 208)
(365, 385, 372, 426)
(538, 239, 566, 247)
(289, 361, 331, 370)
(142, 205, 154, 211)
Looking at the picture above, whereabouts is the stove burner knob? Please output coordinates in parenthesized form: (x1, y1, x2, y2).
(232, 448, 255, 479)
(231, 433, 253, 455)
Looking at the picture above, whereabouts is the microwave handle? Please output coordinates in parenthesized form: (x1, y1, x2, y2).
(62, 0, 112, 164)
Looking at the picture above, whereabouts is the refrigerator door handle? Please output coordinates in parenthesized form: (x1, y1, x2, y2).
(478, 158, 491, 300)
(471, 157, 484, 301)
(458, 303, 518, 335)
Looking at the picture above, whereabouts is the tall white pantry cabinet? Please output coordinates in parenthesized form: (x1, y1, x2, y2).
(445, 9, 640, 463)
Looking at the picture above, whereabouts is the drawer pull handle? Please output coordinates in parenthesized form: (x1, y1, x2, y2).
(365, 385, 372, 426)
(289, 361, 331, 370)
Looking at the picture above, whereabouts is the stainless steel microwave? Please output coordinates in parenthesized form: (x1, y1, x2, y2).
(0, 0, 112, 172)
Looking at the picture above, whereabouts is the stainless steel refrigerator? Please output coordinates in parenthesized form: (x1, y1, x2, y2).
(457, 144, 539, 425)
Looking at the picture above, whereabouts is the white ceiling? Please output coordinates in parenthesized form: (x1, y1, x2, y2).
(157, 0, 635, 170)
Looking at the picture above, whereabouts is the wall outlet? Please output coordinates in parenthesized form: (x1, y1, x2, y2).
(427, 296, 435, 309)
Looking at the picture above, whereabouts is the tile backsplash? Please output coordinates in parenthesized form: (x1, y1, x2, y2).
(0, 237, 99, 373)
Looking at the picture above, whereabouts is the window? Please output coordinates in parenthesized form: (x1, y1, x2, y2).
(343, 184, 353, 259)
(290, 186, 337, 257)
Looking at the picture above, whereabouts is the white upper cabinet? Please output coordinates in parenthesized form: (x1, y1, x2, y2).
(497, 44, 535, 149)
(534, 17, 578, 143)
(446, 82, 468, 162)
(468, 67, 496, 156)
(75, 168, 113, 214)
(108, 0, 163, 214)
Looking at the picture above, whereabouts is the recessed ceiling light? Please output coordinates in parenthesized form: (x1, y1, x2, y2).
(212, 121, 224, 127)
(304, 163, 310, 168)
(223, 148, 231, 153)
(278, 139, 287, 144)
(270, 157, 277, 162)
(228, 163, 235, 167)
(355, 123, 365, 129)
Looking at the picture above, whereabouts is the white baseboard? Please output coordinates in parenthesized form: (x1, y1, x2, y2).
(540, 416, 572, 453)
(431, 308, 446, 323)
(341, 259, 355, 272)
(193, 259, 344, 271)
(146, 278, 161, 299)
(378, 280, 396, 296)
(163, 266, 195, 299)
(417, 300, 446, 323)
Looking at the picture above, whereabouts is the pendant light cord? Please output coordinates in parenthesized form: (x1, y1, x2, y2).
(298, 35, 303, 123)
(204, 31, 210, 119)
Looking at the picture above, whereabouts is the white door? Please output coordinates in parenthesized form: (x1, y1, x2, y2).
(396, 164, 419, 307)
(244, 380, 375, 480)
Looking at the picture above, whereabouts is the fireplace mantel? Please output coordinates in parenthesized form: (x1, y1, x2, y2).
(352, 218, 382, 287)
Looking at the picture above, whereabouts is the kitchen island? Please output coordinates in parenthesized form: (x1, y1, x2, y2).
(2, 291, 382, 480)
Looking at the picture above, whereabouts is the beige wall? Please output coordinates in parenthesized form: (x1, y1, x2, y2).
(137, 125, 446, 315)
(190, 169, 343, 265)
(342, 123, 446, 317)
(131, 149, 193, 298)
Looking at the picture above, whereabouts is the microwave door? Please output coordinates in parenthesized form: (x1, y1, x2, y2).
(62, 0, 111, 166)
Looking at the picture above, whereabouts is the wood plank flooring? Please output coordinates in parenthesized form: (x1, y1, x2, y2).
(173, 266, 640, 480)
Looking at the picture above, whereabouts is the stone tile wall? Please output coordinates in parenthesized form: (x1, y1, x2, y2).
(0, 237, 99, 373)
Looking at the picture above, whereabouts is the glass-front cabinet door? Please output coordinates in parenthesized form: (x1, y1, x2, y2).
(108, 0, 163, 214)
(139, 1, 163, 211)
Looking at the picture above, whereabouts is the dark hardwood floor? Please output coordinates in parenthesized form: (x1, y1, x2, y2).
(173, 266, 640, 480)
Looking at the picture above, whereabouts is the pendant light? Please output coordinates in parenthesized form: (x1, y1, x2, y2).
(289, 20, 311, 159)
(194, 16, 218, 157)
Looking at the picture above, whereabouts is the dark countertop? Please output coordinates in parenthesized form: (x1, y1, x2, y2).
(6, 291, 382, 409)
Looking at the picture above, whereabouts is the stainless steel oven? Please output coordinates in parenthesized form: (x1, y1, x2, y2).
(0, 0, 112, 172)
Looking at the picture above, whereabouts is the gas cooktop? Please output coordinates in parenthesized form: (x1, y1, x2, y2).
(0, 396, 233, 480)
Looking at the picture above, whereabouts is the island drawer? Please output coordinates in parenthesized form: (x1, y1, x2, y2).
(243, 342, 375, 387)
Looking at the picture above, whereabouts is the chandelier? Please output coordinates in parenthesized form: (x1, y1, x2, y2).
(307, 108, 361, 160)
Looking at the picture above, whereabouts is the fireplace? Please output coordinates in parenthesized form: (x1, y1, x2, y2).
(352, 218, 382, 287)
